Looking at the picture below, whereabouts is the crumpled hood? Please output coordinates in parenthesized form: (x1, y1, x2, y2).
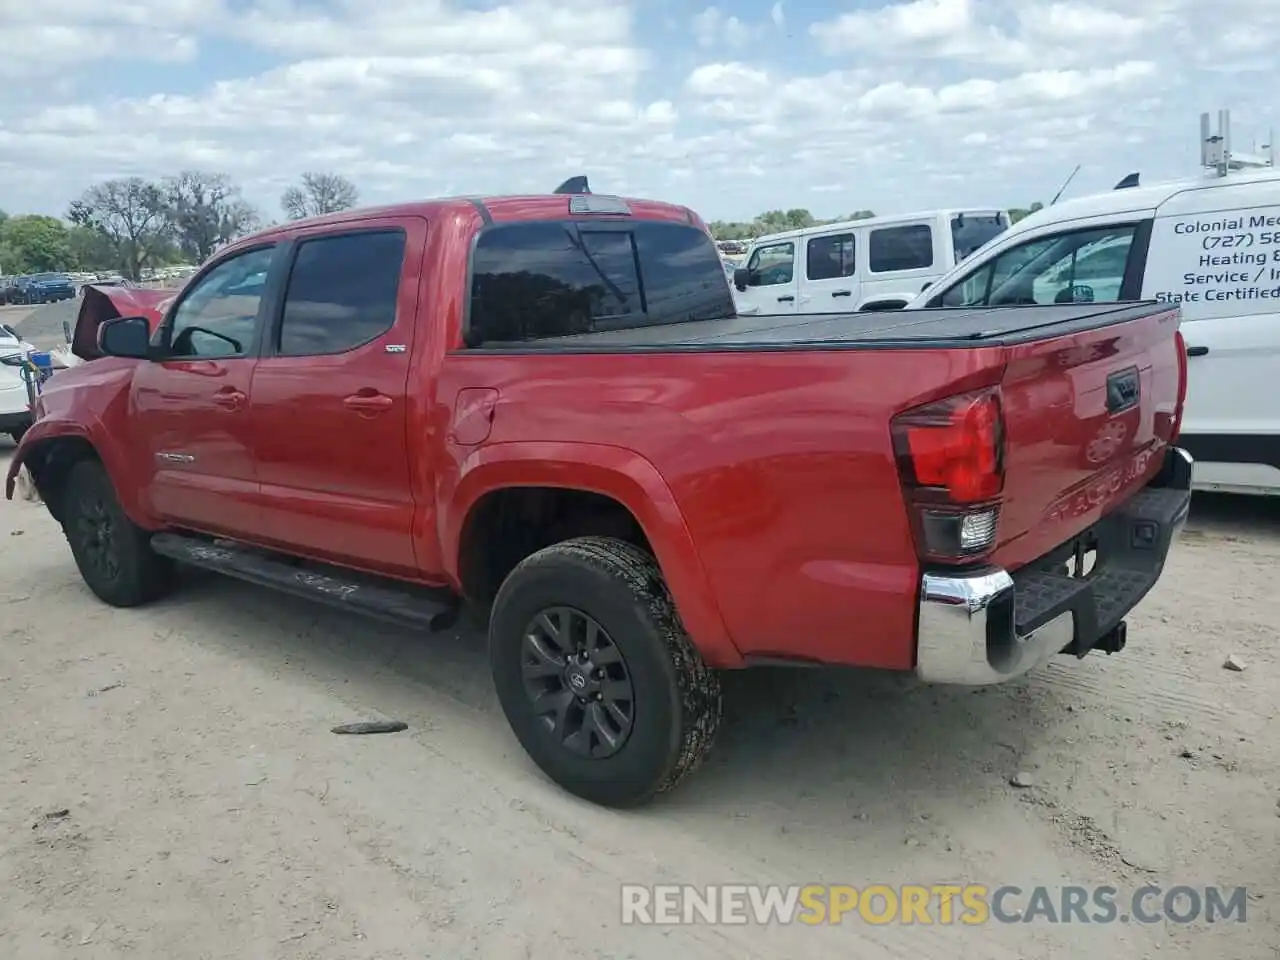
(72, 285, 176, 360)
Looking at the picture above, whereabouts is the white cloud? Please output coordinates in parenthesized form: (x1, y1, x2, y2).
(692, 6, 755, 48)
(0, 0, 1277, 225)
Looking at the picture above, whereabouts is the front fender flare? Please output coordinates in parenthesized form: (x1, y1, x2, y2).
(442, 441, 743, 668)
(4, 417, 153, 527)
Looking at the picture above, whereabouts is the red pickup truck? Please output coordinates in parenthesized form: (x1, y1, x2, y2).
(5, 186, 1193, 807)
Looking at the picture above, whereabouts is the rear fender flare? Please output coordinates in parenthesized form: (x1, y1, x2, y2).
(443, 441, 743, 668)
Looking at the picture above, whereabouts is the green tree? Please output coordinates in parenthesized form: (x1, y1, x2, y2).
(0, 214, 71, 272)
(67, 225, 122, 272)
(708, 208, 878, 241)
(67, 178, 172, 280)
(281, 171, 359, 220)
(165, 171, 260, 263)
(1009, 201, 1044, 224)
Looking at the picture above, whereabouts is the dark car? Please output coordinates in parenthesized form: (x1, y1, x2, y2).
(0, 276, 25, 305)
(16, 273, 76, 304)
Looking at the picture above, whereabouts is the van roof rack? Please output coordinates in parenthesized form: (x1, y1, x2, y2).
(553, 176, 591, 195)
(1201, 109, 1275, 177)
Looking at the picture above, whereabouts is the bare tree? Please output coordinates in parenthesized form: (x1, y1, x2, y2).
(165, 171, 261, 263)
(67, 178, 172, 280)
(281, 172, 359, 220)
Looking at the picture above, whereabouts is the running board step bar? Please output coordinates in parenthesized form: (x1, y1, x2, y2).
(150, 533, 459, 631)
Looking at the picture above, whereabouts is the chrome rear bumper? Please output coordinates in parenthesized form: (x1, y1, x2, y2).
(915, 446, 1193, 685)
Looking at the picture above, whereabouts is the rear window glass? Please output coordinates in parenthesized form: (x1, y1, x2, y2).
(468, 220, 734, 343)
(869, 224, 934, 273)
(951, 214, 1007, 262)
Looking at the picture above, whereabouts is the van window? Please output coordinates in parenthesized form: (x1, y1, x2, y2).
(951, 214, 1007, 262)
(869, 224, 934, 273)
(744, 241, 795, 286)
(935, 225, 1138, 307)
(468, 221, 734, 343)
(277, 230, 406, 356)
(806, 233, 855, 280)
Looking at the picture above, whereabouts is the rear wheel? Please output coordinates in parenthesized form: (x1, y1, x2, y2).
(489, 536, 722, 807)
(61, 458, 175, 607)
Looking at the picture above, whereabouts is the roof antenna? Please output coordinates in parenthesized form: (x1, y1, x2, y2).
(1200, 109, 1275, 177)
(553, 176, 591, 195)
(1113, 172, 1140, 190)
(1049, 164, 1081, 205)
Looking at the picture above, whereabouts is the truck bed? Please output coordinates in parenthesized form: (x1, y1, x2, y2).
(475, 302, 1168, 351)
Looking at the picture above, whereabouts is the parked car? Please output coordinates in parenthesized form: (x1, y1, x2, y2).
(0, 324, 35, 442)
(0, 276, 22, 304)
(11, 272, 75, 304)
(906, 162, 1280, 496)
(730, 208, 1009, 315)
(6, 186, 1191, 807)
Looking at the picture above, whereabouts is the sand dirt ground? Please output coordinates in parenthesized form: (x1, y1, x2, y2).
(1, 439, 1277, 959)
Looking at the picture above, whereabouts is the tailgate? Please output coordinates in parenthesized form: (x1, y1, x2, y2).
(991, 305, 1183, 571)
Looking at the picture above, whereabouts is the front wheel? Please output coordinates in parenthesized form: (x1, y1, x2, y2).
(61, 458, 175, 607)
(489, 536, 722, 807)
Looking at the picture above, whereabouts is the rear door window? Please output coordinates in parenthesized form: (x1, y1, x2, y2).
(276, 230, 406, 356)
(468, 221, 734, 343)
(869, 224, 934, 273)
(806, 233, 856, 280)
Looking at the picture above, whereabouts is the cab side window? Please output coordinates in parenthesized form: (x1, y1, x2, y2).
(869, 224, 934, 273)
(276, 230, 406, 356)
(934, 225, 1139, 307)
(168, 246, 275, 358)
(744, 241, 795, 286)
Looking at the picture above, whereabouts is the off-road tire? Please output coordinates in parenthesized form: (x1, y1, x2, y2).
(61, 458, 175, 607)
(489, 535, 722, 807)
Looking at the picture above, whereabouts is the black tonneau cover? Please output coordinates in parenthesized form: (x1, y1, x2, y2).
(476, 302, 1170, 352)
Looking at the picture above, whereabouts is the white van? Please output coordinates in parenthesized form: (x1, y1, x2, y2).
(905, 113, 1280, 496)
(730, 208, 1009, 316)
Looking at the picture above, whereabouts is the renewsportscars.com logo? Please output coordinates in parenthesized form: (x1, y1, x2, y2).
(621, 884, 1249, 926)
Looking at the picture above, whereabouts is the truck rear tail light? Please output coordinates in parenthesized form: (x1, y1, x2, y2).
(1171, 328, 1188, 442)
(891, 389, 1005, 563)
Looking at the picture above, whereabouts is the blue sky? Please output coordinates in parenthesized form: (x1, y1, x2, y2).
(1, 0, 1277, 225)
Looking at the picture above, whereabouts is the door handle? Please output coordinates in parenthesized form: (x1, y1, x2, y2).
(1185, 345, 1209, 357)
(343, 392, 393, 412)
(831, 290, 852, 297)
(212, 388, 246, 410)
(777, 295, 795, 302)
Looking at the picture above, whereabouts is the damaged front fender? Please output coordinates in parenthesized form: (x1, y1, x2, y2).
(72, 284, 175, 361)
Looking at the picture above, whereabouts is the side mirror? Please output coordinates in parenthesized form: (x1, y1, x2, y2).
(732, 266, 750, 291)
(98, 316, 153, 359)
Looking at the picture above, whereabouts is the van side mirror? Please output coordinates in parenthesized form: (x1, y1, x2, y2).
(732, 267, 750, 291)
(98, 315, 153, 359)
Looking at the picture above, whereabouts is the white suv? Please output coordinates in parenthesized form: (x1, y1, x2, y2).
(730, 208, 1009, 316)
